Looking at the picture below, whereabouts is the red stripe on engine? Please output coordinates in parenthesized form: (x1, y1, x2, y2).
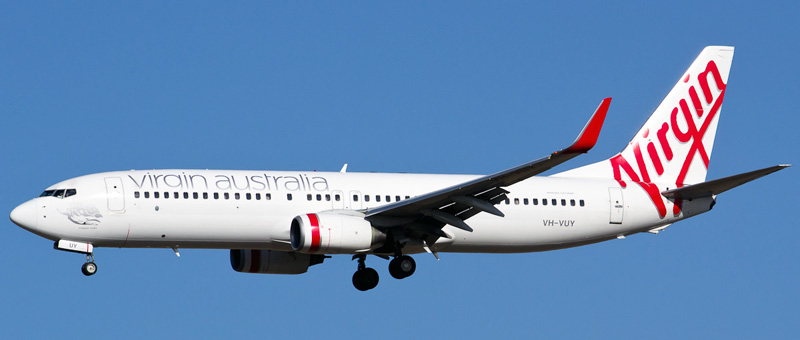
(307, 214, 321, 253)
(249, 250, 260, 273)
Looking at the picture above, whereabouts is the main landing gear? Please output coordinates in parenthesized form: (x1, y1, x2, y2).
(351, 254, 417, 291)
(81, 253, 97, 276)
(389, 255, 416, 279)
(352, 254, 379, 291)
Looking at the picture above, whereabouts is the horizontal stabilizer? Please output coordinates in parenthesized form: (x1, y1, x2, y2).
(661, 165, 790, 200)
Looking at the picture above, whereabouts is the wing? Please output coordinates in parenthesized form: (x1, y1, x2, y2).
(365, 98, 611, 247)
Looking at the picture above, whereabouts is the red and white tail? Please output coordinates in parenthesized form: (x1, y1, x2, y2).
(554, 46, 734, 215)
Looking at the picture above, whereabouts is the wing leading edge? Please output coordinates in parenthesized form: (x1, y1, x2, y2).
(365, 98, 612, 239)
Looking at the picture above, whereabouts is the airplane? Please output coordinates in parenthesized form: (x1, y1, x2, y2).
(10, 46, 790, 291)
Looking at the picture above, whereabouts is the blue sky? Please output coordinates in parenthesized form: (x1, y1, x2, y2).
(2, 1, 798, 338)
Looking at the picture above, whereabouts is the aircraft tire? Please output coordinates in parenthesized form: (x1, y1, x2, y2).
(81, 262, 97, 276)
(352, 268, 379, 291)
(389, 256, 416, 279)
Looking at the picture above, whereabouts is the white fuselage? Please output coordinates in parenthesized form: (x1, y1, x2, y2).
(15, 169, 713, 254)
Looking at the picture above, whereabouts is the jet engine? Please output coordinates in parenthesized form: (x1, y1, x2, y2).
(230, 249, 326, 274)
(290, 212, 386, 254)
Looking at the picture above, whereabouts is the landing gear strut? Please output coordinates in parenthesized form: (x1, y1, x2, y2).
(81, 254, 97, 276)
(389, 255, 416, 279)
(351, 254, 379, 291)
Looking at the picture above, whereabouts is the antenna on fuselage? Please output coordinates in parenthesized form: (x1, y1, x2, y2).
(340, 164, 348, 173)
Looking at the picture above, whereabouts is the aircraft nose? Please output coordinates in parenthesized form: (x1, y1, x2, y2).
(10, 200, 38, 231)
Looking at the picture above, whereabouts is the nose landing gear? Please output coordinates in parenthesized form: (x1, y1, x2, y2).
(53, 240, 97, 276)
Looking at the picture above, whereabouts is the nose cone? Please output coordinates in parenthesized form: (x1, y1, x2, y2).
(10, 200, 38, 232)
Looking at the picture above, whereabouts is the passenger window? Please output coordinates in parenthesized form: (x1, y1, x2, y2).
(504, 198, 510, 205)
(514, 198, 519, 205)
(184, 192, 189, 199)
(154, 192, 160, 199)
(134, 192, 140, 198)
(335, 194, 341, 201)
(214, 193, 219, 199)
(316, 194, 322, 201)
(365, 195, 370, 202)
(174, 192, 179, 199)
(325, 194, 331, 201)
(144, 192, 150, 199)
(193, 192, 199, 199)
(65, 189, 77, 197)
(255, 193, 261, 200)
(532, 198, 538, 205)
(224, 192, 230, 200)
(307, 194, 312, 201)
(163, 192, 169, 199)
(265, 193, 271, 200)
(375, 195, 381, 202)
(561, 199, 566, 206)
(551, 199, 557, 206)
(386, 195, 391, 202)
(580, 200, 585, 207)
(353, 195, 359, 202)
(570, 199, 575, 206)
(405, 196, 410, 199)
(542, 199, 547, 206)
(395, 196, 401, 201)
(246, 193, 251, 200)
(203, 193, 209, 199)
(523, 198, 529, 205)
(235, 193, 240, 200)
(287, 193, 292, 201)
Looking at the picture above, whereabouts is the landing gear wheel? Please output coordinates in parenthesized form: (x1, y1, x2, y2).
(352, 268, 379, 291)
(389, 255, 416, 279)
(81, 262, 97, 276)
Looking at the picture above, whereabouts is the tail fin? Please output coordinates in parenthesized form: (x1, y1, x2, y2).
(556, 46, 734, 185)
(554, 46, 735, 217)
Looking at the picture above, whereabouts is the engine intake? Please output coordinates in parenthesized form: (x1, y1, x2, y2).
(230, 249, 325, 274)
(290, 212, 386, 254)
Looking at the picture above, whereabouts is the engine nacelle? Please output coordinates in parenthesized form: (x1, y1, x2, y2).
(230, 249, 325, 274)
(290, 212, 386, 254)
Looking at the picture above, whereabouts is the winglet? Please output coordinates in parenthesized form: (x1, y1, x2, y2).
(562, 97, 611, 154)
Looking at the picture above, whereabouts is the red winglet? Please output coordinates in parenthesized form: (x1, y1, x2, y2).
(562, 97, 611, 153)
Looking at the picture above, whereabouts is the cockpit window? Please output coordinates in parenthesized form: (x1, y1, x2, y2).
(39, 188, 77, 198)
